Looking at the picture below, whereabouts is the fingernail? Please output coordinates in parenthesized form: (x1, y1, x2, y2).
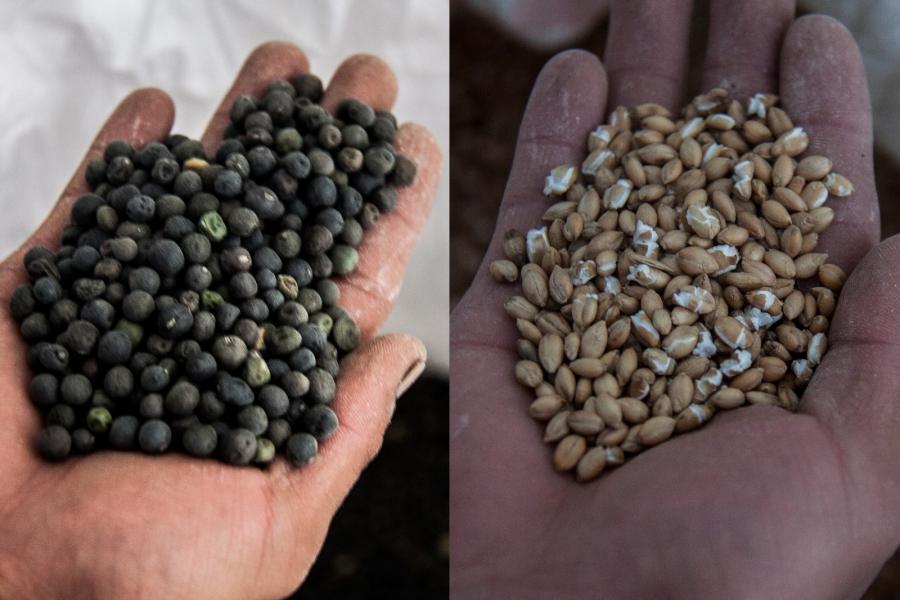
(396, 360, 426, 399)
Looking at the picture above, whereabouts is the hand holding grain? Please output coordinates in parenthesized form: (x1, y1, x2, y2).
(451, 2, 897, 597)
(0, 42, 440, 600)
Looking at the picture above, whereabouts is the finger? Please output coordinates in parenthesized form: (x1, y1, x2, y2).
(338, 123, 442, 337)
(266, 334, 427, 582)
(603, 0, 693, 111)
(0, 87, 174, 470)
(800, 234, 900, 562)
(701, 0, 795, 97)
(456, 49, 606, 342)
(199, 41, 309, 155)
(320, 54, 398, 114)
(0, 87, 175, 285)
(780, 15, 878, 271)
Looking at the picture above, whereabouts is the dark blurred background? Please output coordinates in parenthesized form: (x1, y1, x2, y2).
(293, 375, 448, 598)
(449, 1, 900, 597)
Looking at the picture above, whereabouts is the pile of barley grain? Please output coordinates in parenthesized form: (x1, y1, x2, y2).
(493, 88, 852, 482)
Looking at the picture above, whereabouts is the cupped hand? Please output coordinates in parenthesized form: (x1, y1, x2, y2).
(451, 2, 897, 598)
(0, 41, 441, 600)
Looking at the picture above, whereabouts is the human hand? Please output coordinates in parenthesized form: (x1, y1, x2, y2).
(451, 2, 896, 598)
(0, 41, 440, 600)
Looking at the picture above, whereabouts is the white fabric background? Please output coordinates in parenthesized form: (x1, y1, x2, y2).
(0, 0, 449, 372)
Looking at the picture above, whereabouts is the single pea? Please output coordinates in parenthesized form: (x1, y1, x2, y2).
(217, 374, 254, 406)
(192, 310, 216, 341)
(139, 394, 165, 419)
(229, 95, 256, 124)
(258, 385, 289, 418)
(300, 321, 328, 352)
(330, 244, 359, 276)
(219, 428, 257, 465)
(71, 428, 95, 454)
(303, 404, 339, 441)
(364, 146, 396, 176)
(128, 267, 161, 294)
(276, 301, 308, 328)
(307, 368, 336, 404)
(60, 373, 92, 405)
(38, 343, 69, 373)
(138, 420, 172, 454)
(332, 316, 360, 352)
(97, 330, 132, 365)
(157, 303, 194, 339)
(305, 175, 337, 208)
(72, 245, 101, 272)
(285, 432, 318, 466)
(140, 364, 170, 392)
(227, 207, 260, 237)
(288, 348, 316, 373)
(275, 128, 303, 154)
(339, 99, 376, 128)
(20, 313, 51, 342)
(201, 290, 224, 310)
(277, 275, 299, 300)
(72, 278, 107, 302)
(212, 335, 248, 370)
(236, 405, 269, 436)
(316, 279, 340, 306)
(199, 211, 228, 242)
(104, 365, 134, 399)
(214, 169, 243, 198)
(46, 403, 76, 429)
(254, 437, 276, 464)
(165, 381, 200, 416)
(228, 272, 258, 300)
(267, 419, 292, 448)
(173, 170, 202, 198)
(38, 425, 71, 461)
(125, 194, 156, 222)
(282, 151, 311, 179)
(197, 391, 226, 422)
(244, 187, 284, 221)
(183, 424, 218, 457)
(184, 264, 213, 292)
(243, 351, 271, 388)
(291, 73, 323, 100)
(215, 302, 241, 331)
(391, 154, 417, 186)
(147, 239, 185, 276)
(267, 326, 302, 355)
(108, 415, 140, 449)
(86, 406, 113, 434)
(9, 284, 35, 321)
(185, 351, 218, 383)
(33, 277, 62, 305)
(372, 186, 399, 213)
(122, 290, 155, 322)
(281, 371, 310, 398)
(104, 237, 139, 262)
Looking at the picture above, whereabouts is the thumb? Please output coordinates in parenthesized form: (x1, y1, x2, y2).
(801, 233, 900, 561)
(266, 333, 427, 580)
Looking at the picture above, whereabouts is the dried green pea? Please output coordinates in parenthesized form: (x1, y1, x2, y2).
(333, 316, 360, 352)
(199, 211, 227, 241)
(201, 290, 224, 310)
(330, 245, 359, 276)
(244, 351, 271, 388)
(254, 437, 276, 464)
(86, 406, 112, 434)
(115, 319, 144, 347)
(309, 312, 333, 335)
(277, 275, 299, 300)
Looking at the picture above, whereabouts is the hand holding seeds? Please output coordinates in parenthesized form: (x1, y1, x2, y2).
(0, 42, 440, 599)
(452, 4, 898, 598)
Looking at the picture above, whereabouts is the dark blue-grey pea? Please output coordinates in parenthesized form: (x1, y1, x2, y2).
(151, 157, 180, 184)
(80, 299, 115, 330)
(165, 381, 200, 416)
(285, 432, 318, 466)
(288, 348, 316, 373)
(314, 208, 344, 236)
(283, 258, 313, 287)
(236, 405, 268, 436)
(72, 245, 101, 272)
(226, 207, 259, 237)
(340, 218, 363, 247)
(147, 239, 185, 276)
(138, 419, 172, 453)
(197, 391, 226, 421)
(72, 278, 106, 302)
(20, 313, 50, 342)
(258, 385, 289, 418)
(108, 415, 140, 449)
(135, 141, 172, 169)
(215, 302, 241, 331)
(184, 264, 213, 292)
(307, 368, 335, 404)
(305, 175, 336, 208)
(247, 146, 277, 176)
(261, 289, 284, 311)
(239, 298, 269, 323)
(183, 424, 218, 457)
(277, 302, 308, 329)
(298, 323, 326, 354)
(163, 215, 196, 239)
(139, 394, 165, 419)
(70, 193, 105, 227)
(217, 375, 254, 407)
(104, 365, 134, 399)
(255, 268, 277, 291)
(125, 194, 156, 222)
(173, 169, 202, 199)
(30, 373, 58, 407)
(46, 403, 76, 429)
(303, 404, 339, 440)
(157, 302, 194, 339)
(281, 371, 310, 399)
(214, 169, 243, 198)
(128, 266, 161, 294)
(60, 374, 92, 405)
(212, 335, 248, 370)
(252, 246, 282, 272)
(267, 358, 290, 381)
(192, 310, 216, 341)
(97, 330, 132, 365)
(105, 237, 139, 262)
(266, 419, 292, 448)
(219, 428, 257, 465)
(38, 344, 69, 373)
(10, 284, 35, 321)
(282, 151, 311, 179)
(71, 428, 95, 454)
(181, 233, 212, 264)
(146, 334, 174, 356)
(38, 425, 71, 461)
(122, 290, 155, 321)
(185, 351, 218, 382)
(33, 277, 62, 305)
(140, 364, 170, 392)
(245, 186, 284, 221)
(228, 272, 258, 300)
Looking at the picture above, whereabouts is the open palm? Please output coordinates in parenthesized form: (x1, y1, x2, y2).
(451, 3, 900, 598)
(0, 42, 440, 599)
